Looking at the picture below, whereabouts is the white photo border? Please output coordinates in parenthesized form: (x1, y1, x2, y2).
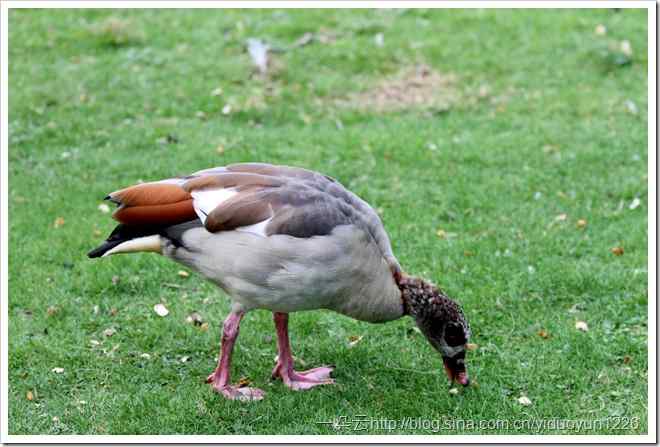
(1, 1, 656, 444)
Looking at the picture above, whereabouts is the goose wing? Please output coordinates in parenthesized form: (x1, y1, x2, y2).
(106, 163, 400, 272)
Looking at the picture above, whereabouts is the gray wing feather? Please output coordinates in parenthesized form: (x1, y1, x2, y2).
(183, 163, 401, 273)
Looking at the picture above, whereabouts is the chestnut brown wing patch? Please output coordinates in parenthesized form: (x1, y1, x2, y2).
(109, 183, 191, 206)
(107, 181, 196, 226)
(113, 199, 195, 226)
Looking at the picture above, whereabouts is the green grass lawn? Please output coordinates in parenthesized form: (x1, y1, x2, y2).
(7, 8, 648, 435)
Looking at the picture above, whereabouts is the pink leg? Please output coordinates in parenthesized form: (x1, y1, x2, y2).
(271, 312, 335, 391)
(206, 311, 264, 401)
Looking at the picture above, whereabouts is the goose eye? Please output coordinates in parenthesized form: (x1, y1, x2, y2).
(444, 323, 466, 346)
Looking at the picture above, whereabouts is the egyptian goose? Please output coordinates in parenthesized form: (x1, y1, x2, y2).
(89, 163, 471, 401)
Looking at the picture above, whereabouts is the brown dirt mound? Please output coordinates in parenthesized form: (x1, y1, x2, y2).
(344, 64, 459, 112)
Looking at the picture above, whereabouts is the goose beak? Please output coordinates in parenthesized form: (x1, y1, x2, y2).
(443, 356, 470, 387)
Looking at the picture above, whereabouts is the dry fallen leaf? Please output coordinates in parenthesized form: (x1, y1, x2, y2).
(294, 32, 314, 47)
(186, 312, 204, 326)
(26, 390, 34, 401)
(98, 203, 111, 214)
(625, 100, 638, 115)
(348, 335, 364, 348)
(623, 355, 632, 364)
(47, 306, 59, 316)
(107, 344, 120, 357)
(436, 229, 446, 238)
(568, 303, 584, 314)
(103, 327, 116, 337)
(52, 367, 64, 374)
(54, 217, 65, 228)
(537, 329, 550, 339)
(576, 219, 587, 229)
(466, 343, 478, 351)
(154, 303, 169, 317)
(620, 40, 633, 57)
(216, 144, 225, 155)
(575, 321, 589, 332)
(611, 246, 624, 256)
(518, 395, 532, 406)
(200, 322, 209, 332)
(237, 376, 251, 388)
(177, 270, 190, 278)
(543, 144, 559, 154)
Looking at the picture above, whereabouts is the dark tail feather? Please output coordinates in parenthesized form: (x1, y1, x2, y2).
(88, 240, 124, 258)
(88, 220, 203, 258)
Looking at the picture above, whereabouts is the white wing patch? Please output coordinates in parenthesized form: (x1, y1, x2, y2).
(190, 187, 237, 224)
(235, 217, 272, 237)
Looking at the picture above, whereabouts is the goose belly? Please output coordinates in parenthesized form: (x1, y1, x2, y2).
(165, 225, 404, 321)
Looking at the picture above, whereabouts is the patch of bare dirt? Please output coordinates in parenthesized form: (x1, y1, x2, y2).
(89, 17, 145, 47)
(343, 64, 459, 112)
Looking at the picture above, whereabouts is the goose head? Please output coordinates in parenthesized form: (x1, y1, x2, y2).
(398, 275, 471, 387)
